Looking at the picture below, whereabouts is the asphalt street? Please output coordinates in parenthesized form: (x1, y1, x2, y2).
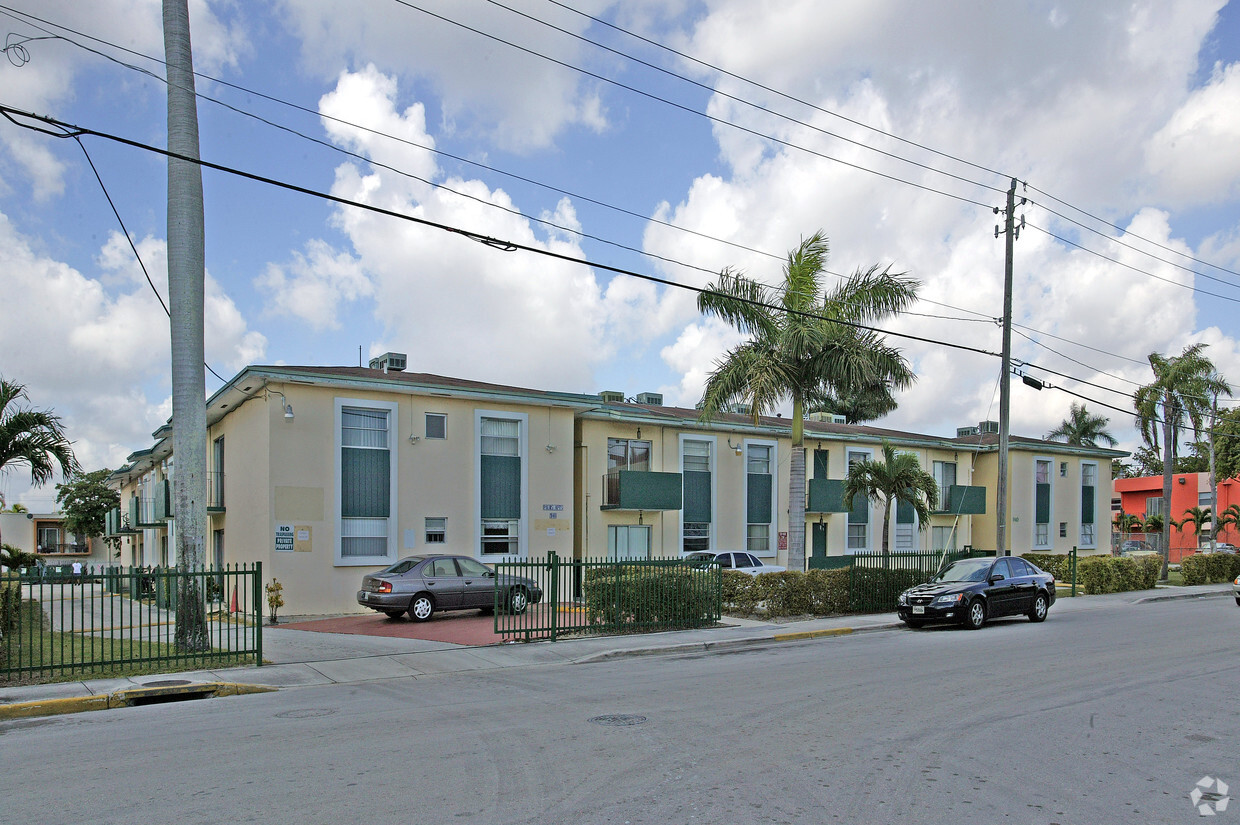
(2, 594, 1237, 825)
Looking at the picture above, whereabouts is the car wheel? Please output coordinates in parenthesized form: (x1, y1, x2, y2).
(506, 587, 529, 615)
(904, 619, 925, 629)
(1235, 596, 1240, 606)
(964, 599, 987, 630)
(408, 593, 435, 622)
(1028, 592, 1049, 623)
(383, 610, 404, 620)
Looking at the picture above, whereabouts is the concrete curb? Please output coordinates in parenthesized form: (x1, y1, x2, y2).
(1135, 589, 1233, 604)
(0, 682, 274, 721)
(571, 622, 902, 664)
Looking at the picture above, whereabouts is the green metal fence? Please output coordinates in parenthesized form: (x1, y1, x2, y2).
(493, 553, 722, 641)
(1, 563, 262, 682)
(848, 548, 994, 613)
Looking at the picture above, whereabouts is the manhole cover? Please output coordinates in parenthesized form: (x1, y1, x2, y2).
(589, 714, 647, 727)
(141, 680, 191, 687)
(1186, 734, 1217, 743)
(276, 708, 338, 719)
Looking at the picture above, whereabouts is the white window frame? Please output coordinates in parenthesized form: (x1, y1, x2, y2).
(334, 397, 400, 566)
(425, 517, 446, 544)
(679, 434, 717, 555)
(1033, 455, 1053, 550)
(474, 410, 528, 560)
(743, 438, 779, 558)
(607, 524, 651, 560)
(846, 448, 873, 553)
(425, 412, 447, 440)
(1079, 460, 1098, 549)
(893, 450, 922, 551)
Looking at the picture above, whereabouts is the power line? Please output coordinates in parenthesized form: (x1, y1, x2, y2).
(386, 0, 997, 209)
(1024, 221, 1240, 305)
(0, 104, 1004, 363)
(481, 0, 1007, 197)
(0, 5, 1000, 327)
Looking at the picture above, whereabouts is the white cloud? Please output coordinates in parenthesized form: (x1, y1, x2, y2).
(278, 0, 609, 152)
(0, 214, 264, 502)
(256, 240, 371, 331)
(1146, 61, 1240, 204)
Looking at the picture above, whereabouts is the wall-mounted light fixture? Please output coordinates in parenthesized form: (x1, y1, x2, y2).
(727, 438, 744, 456)
(268, 390, 294, 421)
(1178, 477, 1186, 485)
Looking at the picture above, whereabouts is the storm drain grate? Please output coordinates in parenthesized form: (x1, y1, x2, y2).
(141, 680, 191, 688)
(589, 714, 647, 727)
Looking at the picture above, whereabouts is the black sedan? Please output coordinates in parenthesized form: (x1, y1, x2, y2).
(357, 554, 543, 621)
(897, 556, 1055, 629)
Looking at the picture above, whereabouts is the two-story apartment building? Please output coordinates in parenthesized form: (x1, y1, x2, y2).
(106, 357, 1124, 614)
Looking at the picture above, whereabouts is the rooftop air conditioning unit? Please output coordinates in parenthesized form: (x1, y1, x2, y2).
(831, 414, 847, 425)
(957, 426, 980, 438)
(978, 420, 1000, 434)
(635, 392, 663, 406)
(599, 391, 625, 404)
(368, 352, 407, 372)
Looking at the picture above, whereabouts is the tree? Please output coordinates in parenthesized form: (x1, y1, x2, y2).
(1202, 406, 1240, 481)
(1172, 505, 1212, 545)
(0, 378, 79, 547)
(1216, 504, 1240, 540)
(55, 469, 121, 552)
(696, 232, 919, 571)
(805, 380, 898, 424)
(165, 0, 210, 651)
(1134, 344, 1230, 578)
(843, 441, 939, 555)
(1045, 403, 1117, 448)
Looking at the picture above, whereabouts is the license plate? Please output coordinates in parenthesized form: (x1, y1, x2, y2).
(912, 606, 925, 614)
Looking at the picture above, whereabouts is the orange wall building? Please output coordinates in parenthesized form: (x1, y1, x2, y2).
(1112, 472, 1240, 562)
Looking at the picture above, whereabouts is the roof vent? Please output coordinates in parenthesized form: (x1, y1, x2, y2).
(599, 390, 625, 404)
(368, 352, 407, 373)
(635, 392, 663, 406)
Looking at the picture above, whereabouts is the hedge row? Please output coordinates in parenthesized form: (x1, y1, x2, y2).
(1180, 553, 1240, 585)
(1021, 553, 1075, 583)
(582, 568, 719, 626)
(722, 569, 851, 618)
(1076, 555, 1161, 594)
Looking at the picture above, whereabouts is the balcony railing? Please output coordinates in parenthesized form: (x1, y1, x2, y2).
(806, 478, 850, 513)
(933, 485, 987, 515)
(601, 470, 682, 511)
(208, 471, 225, 511)
(36, 543, 90, 555)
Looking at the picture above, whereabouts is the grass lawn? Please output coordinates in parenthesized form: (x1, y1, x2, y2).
(2, 600, 257, 686)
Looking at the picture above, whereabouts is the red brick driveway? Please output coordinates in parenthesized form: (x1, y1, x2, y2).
(283, 609, 506, 646)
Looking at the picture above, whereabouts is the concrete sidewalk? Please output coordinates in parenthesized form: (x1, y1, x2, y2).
(1, 583, 1231, 719)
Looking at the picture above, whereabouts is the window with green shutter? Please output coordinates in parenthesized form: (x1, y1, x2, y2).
(682, 439, 712, 552)
(340, 406, 393, 560)
(480, 417, 522, 554)
(747, 443, 773, 554)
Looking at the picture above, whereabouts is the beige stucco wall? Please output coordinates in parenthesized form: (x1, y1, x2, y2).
(207, 381, 578, 615)
(972, 449, 1112, 556)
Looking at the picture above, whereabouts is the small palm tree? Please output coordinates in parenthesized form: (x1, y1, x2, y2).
(1215, 503, 1240, 542)
(1173, 506, 1212, 545)
(1, 379, 78, 547)
(697, 232, 919, 570)
(1134, 344, 1230, 578)
(843, 441, 939, 555)
(1046, 403, 1117, 448)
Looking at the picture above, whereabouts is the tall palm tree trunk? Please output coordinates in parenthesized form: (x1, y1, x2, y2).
(787, 398, 806, 572)
(1160, 397, 1174, 580)
(165, 0, 209, 651)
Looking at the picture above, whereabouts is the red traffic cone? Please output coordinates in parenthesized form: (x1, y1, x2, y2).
(230, 585, 238, 614)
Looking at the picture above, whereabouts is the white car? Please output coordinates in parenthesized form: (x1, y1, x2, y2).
(684, 551, 786, 576)
(1199, 543, 1238, 554)
(1233, 575, 1240, 606)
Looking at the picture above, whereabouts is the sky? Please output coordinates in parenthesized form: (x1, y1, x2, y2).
(2, 0, 1240, 510)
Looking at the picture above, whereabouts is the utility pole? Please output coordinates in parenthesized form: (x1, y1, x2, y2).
(164, 0, 209, 650)
(996, 179, 1023, 556)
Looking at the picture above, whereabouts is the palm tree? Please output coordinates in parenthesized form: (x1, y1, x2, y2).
(1172, 505, 1212, 548)
(805, 380, 898, 424)
(164, 0, 210, 651)
(1215, 503, 1240, 543)
(1134, 344, 1230, 578)
(0, 379, 79, 546)
(843, 441, 939, 555)
(697, 232, 919, 571)
(1046, 403, 1117, 448)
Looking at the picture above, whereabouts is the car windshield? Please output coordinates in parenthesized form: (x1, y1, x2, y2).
(934, 559, 992, 583)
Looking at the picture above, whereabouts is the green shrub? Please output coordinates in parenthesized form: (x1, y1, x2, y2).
(1, 576, 20, 637)
(583, 566, 718, 627)
(1021, 553, 1074, 582)
(1076, 555, 1161, 594)
(720, 569, 852, 618)
(1181, 553, 1240, 585)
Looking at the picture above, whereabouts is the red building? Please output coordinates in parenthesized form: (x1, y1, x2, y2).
(1112, 472, 1240, 562)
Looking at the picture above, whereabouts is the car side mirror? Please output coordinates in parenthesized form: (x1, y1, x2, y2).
(989, 574, 1005, 583)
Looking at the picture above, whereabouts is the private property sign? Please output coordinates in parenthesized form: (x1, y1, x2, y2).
(275, 523, 294, 552)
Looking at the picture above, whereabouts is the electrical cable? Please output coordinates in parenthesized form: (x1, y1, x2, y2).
(0, 104, 1004, 362)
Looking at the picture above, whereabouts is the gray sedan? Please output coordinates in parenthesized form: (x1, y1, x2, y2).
(357, 554, 543, 621)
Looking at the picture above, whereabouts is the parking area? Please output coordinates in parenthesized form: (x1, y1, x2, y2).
(282, 609, 506, 646)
